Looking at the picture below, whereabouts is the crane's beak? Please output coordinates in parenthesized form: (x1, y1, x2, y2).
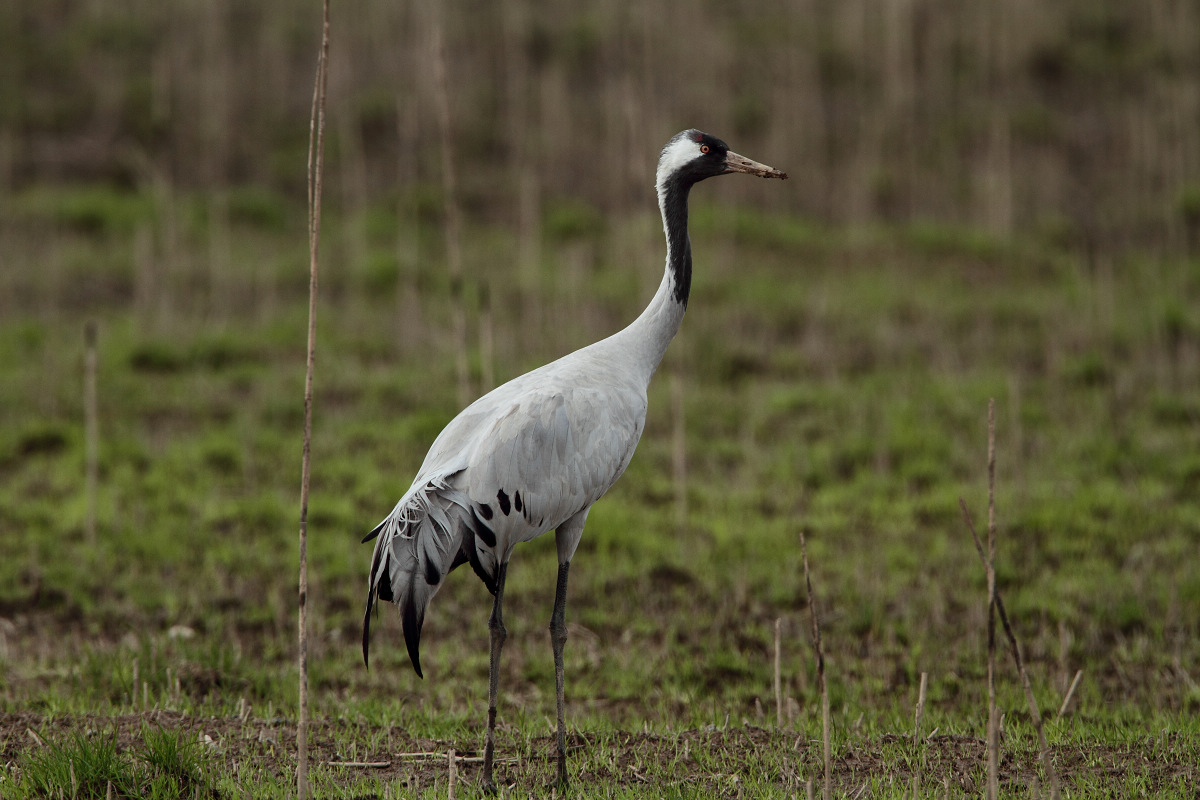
(723, 151, 788, 180)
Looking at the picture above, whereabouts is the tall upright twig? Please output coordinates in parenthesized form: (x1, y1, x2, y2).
(985, 398, 999, 800)
(912, 671, 928, 794)
(913, 671, 928, 746)
(774, 617, 783, 727)
(297, 4, 330, 798)
(800, 530, 830, 800)
(83, 320, 99, 546)
(960, 498, 1061, 800)
(1058, 670, 1083, 719)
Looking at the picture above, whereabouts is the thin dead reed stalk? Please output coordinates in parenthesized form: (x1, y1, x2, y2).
(961, 497, 1062, 799)
(83, 321, 98, 546)
(1058, 670, 1084, 718)
(913, 671, 928, 745)
(985, 399, 999, 800)
(912, 671, 928, 795)
(297, 4, 330, 799)
(774, 617, 783, 727)
(960, 400, 1061, 800)
(799, 530, 830, 800)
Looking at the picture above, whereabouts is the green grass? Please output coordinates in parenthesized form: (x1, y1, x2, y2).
(1, 185, 1198, 795)
(7, 724, 219, 799)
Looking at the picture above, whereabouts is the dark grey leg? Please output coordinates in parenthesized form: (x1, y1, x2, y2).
(482, 562, 509, 794)
(549, 560, 571, 788)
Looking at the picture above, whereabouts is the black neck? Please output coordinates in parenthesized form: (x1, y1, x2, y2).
(660, 176, 693, 308)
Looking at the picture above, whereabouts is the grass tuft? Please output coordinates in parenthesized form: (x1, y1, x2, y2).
(11, 725, 219, 800)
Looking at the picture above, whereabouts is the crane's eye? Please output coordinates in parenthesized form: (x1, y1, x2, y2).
(700, 144, 710, 154)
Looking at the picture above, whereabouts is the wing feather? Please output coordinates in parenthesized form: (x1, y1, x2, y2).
(363, 356, 650, 675)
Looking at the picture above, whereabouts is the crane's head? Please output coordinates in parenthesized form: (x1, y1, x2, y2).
(656, 130, 787, 193)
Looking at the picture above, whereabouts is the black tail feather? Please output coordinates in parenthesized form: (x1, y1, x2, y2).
(362, 476, 476, 679)
(402, 594, 425, 679)
(363, 548, 390, 667)
(361, 519, 386, 543)
(362, 594, 375, 668)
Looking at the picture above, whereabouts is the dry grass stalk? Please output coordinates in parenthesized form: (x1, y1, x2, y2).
(959, 502, 1062, 799)
(297, 3, 330, 798)
(1058, 669, 1084, 718)
(774, 617, 783, 727)
(1057, 619, 1069, 692)
(799, 530, 830, 800)
(985, 398, 999, 800)
(84, 321, 98, 546)
(448, 748, 456, 800)
(913, 671, 928, 746)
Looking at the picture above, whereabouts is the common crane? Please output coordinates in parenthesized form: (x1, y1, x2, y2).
(362, 129, 786, 791)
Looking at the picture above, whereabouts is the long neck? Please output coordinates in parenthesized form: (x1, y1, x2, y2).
(610, 174, 694, 380)
(661, 176, 693, 308)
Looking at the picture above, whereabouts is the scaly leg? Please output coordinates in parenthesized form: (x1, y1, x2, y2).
(482, 562, 509, 794)
(549, 560, 571, 789)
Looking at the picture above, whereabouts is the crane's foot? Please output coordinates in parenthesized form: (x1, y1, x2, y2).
(545, 757, 568, 793)
(482, 779, 499, 796)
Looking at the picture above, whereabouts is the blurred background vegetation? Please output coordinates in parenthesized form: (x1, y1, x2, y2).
(2, 0, 1199, 253)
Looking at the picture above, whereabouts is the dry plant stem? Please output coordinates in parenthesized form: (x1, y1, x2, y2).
(297, 4, 329, 799)
(392, 752, 520, 764)
(448, 748, 456, 800)
(986, 398, 999, 800)
(914, 671, 928, 746)
(774, 617, 783, 727)
(84, 321, 98, 546)
(799, 530, 830, 800)
(1058, 670, 1084, 718)
(960, 498, 1062, 800)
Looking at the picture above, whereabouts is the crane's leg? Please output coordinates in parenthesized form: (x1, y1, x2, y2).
(482, 562, 509, 794)
(549, 560, 571, 789)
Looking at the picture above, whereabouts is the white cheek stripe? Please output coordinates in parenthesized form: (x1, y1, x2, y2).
(655, 136, 703, 205)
